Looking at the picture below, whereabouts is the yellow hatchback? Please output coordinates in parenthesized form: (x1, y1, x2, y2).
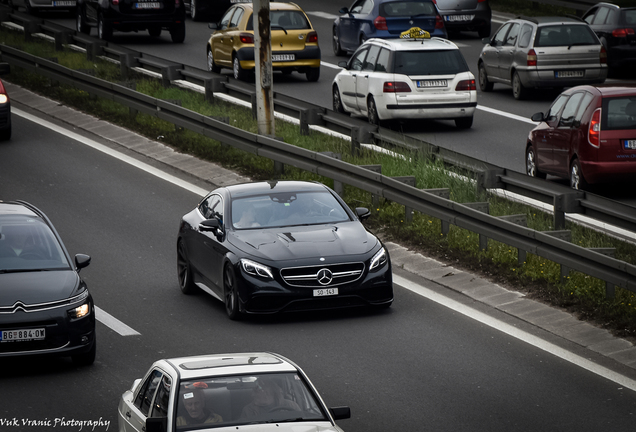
(206, 2, 321, 81)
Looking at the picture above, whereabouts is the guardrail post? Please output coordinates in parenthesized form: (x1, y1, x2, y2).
(54, 30, 71, 51)
(299, 109, 309, 136)
(464, 202, 490, 249)
(424, 188, 450, 233)
(393, 176, 416, 222)
(542, 230, 573, 282)
(320, 152, 343, 195)
(119, 53, 138, 80)
(499, 215, 528, 263)
(361, 165, 382, 212)
(476, 169, 505, 197)
(553, 192, 584, 230)
(588, 248, 617, 298)
(23, 20, 41, 42)
(203, 76, 227, 104)
(85, 41, 107, 62)
(161, 65, 181, 88)
(351, 126, 360, 156)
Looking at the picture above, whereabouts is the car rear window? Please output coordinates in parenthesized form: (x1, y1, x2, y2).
(534, 24, 598, 47)
(623, 10, 636, 26)
(394, 49, 469, 75)
(380, 1, 436, 17)
(602, 97, 636, 130)
(246, 11, 311, 30)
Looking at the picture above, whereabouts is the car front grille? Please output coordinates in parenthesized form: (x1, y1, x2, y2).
(280, 262, 364, 288)
(0, 291, 88, 314)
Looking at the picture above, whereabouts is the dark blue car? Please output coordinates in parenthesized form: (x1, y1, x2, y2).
(333, 0, 447, 56)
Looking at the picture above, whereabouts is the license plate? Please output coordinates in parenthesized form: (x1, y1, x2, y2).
(417, 80, 447, 88)
(313, 288, 338, 297)
(53, 1, 75, 5)
(1, 328, 45, 342)
(555, 70, 584, 78)
(445, 14, 474, 22)
(134, 2, 161, 8)
(625, 140, 636, 149)
(272, 54, 295, 62)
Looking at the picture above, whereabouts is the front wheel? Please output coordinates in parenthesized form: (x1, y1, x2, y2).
(525, 145, 546, 179)
(177, 241, 196, 294)
(512, 72, 527, 100)
(333, 84, 346, 114)
(207, 47, 220, 73)
(333, 28, 345, 56)
(570, 158, 588, 190)
(224, 265, 242, 320)
(170, 22, 185, 43)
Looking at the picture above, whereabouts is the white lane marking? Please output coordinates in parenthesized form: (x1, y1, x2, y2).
(95, 306, 140, 336)
(306, 11, 338, 20)
(477, 104, 539, 125)
(395, 274, 636, 391)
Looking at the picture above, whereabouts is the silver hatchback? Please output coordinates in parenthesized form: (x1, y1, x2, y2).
(478, 16, 608, 100)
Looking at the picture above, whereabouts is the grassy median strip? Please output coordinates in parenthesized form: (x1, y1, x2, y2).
(2, 25, 636, 336)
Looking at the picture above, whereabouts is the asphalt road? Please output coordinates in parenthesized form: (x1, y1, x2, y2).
(1, 98, 636, 431)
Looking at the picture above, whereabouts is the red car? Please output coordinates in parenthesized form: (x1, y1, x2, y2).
(525, 85, 636, 189)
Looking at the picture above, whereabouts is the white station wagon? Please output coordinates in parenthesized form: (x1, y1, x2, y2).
(332, 28, 477, 128)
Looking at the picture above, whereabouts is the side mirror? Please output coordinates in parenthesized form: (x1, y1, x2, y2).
(531, 112, 545, 122)
(355, 207, 371, 221)
(481, 37, 491, 45)
(0, 63, 10, 76)
(199, 218, 221, 233)
(338, 60, 348, 68)
(146, 417, 167, 432)
(75, 254, 91, 272)
(208, 22, 218, 30)
(329, 406, 351, 420)
(339, 7, 349, 14)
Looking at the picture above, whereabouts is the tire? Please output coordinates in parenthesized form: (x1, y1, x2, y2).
(76, 6, 90, 35)
(512, 71, 527, 100)
(333, 84, 346, 114)
(72, 339, 96, 366)
(207, 47, 220, 73)
(233, 55, 248, 81)
(525, 145, 546, 179)
(333, 27, 345, 56)
(0, 125, 11, 141)
(190, 0, 201, 21)
(148, 27, 161, 37)
(367, 96, 381, 126)
(170, 22, 185, 43)
(224, 265, 242, 320)
(455, 117, 473, 129)
(98, 13, 112, 41)
(478, 62, 493, 92)
(177, 240, 196, 294)
(570, 158, 588, 190)
(306, 67, 320, 82)
(24, 0, 38, 15)
(477, 23, 491, 38)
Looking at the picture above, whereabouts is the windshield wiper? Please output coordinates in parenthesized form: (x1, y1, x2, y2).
(271, 25, 288, 35)
(265, 417, 304, 423)
(0, 268, 47, 273)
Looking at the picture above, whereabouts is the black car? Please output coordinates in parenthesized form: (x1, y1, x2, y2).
(184, 0, 231, 21)
(0, 63, 11, 142)
(436, 0, 491, 37)
(0, 201, 95, 365)
(177, 180, 393, 319)
(76, 0, 186, 42)
(9, 0, 77, 15)
(583, 2, 636, 73)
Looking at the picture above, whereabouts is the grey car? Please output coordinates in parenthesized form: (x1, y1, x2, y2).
(436, 0, 491, 38)
(478, 16, 608, 100)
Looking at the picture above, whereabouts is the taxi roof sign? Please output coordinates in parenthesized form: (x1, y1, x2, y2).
(400, 27, 431, 40)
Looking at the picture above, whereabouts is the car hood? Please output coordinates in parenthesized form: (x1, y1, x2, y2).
(0, 270, 79, 305)
(228, 222, 378, 261)
(189, 423, 341, 432)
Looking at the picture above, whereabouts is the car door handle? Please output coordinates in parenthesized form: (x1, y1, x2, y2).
(126, 411, 131, 418)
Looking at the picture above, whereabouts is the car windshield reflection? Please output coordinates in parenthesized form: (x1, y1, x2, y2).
(231, 191, 350, 229)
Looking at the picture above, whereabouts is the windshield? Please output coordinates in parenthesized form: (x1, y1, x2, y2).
(175, 373, 327, 429)
(0, 216, 70, 272)
(394, 49, 469, 75)
(231, 191, 350, 229)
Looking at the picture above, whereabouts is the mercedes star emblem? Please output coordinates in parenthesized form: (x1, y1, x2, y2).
(317, 268, 333, 285)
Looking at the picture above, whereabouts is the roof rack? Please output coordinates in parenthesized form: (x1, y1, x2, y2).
(516, 15, 538, 24)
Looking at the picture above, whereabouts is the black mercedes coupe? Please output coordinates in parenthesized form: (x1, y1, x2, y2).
(177, 181, 393, 319)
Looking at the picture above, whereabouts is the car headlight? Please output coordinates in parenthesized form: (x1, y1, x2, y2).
(68, 303, 91, 319)
(369, 247, 388, 271)
(240, 259, 273, 279)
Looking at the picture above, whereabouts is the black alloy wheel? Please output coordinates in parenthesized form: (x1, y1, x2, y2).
(333, 28, 345, 56)
(177, 241, 196, 294)
(333, 85, 345, 114)
(224, 265, 241, 320)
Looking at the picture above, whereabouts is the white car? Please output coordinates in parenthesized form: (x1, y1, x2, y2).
(332, 28, 477, 128)
(117, 352, 350, 432)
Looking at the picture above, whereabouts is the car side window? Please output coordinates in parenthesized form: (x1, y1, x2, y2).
(574, 92, 594, 124)
(350, 0, 366, 14)
(546, 94, 569, 122)
(150, 375, 172, 418)
(518, 24, 533, 48)
(492, 23, 511, 47)
(199, 195, 224, 221)
(375, 48, 390, 72)
(219, 7, 235, 30)
(229, 8, 244, 28)
(363, 45, 381, 71)
(349, 47, 369, 71)
(583, 8, 597, 24)
(134, 370, 162, 417)
(504, 23, 520, 46)
(559, 93, 585, 127)
(592, 7, 609, 25)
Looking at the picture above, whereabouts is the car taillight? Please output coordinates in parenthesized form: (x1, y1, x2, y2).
(588, 108, 601, 148)
(174, 0, 179, 6)
(374, 16, 387, 30)
(527, 49, 537, 66)
(112, 0, 119, 5)
(435, 14, 444, 29)
(239, 33, 254, 44)
(383, 82, 411, 92)
(456, 79, 476, 91)
(600, 45, 607, 64)
(307, 31, 318, 43)
(612, 28, 635, 38)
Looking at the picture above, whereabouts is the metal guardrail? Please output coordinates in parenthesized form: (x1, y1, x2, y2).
(1, 9, 636, 296)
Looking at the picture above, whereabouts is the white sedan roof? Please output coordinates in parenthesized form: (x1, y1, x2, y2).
(159, 352, 299, 380)
(365, 36, 459, 52)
